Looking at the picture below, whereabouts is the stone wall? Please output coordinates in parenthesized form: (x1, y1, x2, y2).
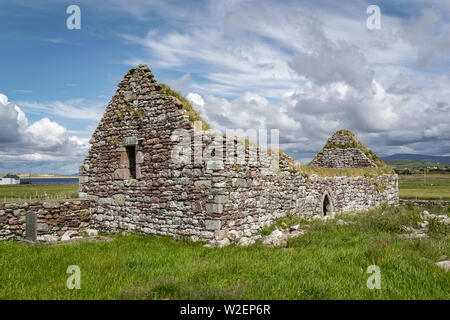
(310, 148, 377, 168)
(0, 200, 91, 241)
(80, 120, 398, 243)
(213, 167, 398, 243)
(78, 64, 399, 244)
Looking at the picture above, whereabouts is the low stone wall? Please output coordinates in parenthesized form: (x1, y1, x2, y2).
(216, 172, 398, 243)
(0, 199, 91, 241)
(399, 199, 450, 207)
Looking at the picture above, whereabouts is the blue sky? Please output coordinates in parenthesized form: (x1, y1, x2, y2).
(0, 0, 449, 174)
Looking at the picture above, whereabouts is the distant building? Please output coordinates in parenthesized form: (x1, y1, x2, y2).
(0, 174, 20, 185)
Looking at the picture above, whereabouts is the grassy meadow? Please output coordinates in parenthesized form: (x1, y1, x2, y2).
(398, 173, 450, 200)
(0, 184, 79, 202)
(0, 204, 448, 300)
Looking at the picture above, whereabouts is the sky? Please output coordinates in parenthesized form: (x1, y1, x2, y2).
(0, 0, 449, 174)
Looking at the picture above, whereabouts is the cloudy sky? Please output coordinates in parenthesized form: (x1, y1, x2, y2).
(1, 0, 449, 174)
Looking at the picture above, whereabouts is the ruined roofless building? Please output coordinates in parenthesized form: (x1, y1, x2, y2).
(79, 64, 398, 245)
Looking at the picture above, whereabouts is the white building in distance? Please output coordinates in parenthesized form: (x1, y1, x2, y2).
(0, 174, 20, 185)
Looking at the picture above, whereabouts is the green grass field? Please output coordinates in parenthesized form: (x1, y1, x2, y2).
(399, 174, 450, 200)
(0, 204, 448, 300)
(386, 159, 450, 170)
(0, 184, 78, 202)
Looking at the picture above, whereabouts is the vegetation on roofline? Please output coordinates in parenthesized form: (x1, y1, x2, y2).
(159, 84, 210, 130)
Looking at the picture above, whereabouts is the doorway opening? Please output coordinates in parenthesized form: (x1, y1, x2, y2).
(322, 194, 330, 216)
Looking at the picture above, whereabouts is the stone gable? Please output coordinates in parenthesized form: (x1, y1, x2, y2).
(310, 130, 378, 168)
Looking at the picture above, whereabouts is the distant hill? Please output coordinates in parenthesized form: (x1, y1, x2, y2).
(381, 154, 450, 165)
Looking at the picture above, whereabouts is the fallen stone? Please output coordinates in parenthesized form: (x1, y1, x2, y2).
(290, 230, 305, 238)
(61, 230, 78, 241)
(37, 235, 58, 242)
(217, 238, 231, 248)
(238, 237, 254, 246)
(400, 233, 427, 239)
(262, 229, 286, 246)
(227, 230, 240, 242)
(86, 229, 98, 237)
(435, 260, 450, 272)
(422, 210, 430, 219)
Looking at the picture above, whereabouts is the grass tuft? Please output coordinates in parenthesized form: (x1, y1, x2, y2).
(159, 84, 210, 130)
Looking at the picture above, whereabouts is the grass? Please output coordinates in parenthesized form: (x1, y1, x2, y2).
(399, 173, 450, 200)
(0, 204, 448, 300)
(0, 184, 79, 203)
(386, 159, 450, 170)
(159, 84, 210, 131)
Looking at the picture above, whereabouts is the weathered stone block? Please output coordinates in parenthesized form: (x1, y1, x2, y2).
(206, 160, 224, 171)
(124, 91, 133, 102)
(123, 136, 137, 146)
(206, 203, 223, 214)
(214, 195, 229, 204)
(36, 223, 49, 232)
(98, 198, 113, 205)
(43, 202, 59, 209)
(205, 219, 221, 230)
(194, 180, 211, 189)
(136, 151, 145, 164)
(113, 168, 130, 180)
(112, 194, 125, 206)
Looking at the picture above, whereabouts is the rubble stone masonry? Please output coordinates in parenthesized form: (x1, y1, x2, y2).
(77, 64, 398, 244)
(0, 200, 90, 241)
(0, 65, 399, 244)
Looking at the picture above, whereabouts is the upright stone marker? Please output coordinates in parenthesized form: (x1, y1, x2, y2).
(22, 211, 37, 245)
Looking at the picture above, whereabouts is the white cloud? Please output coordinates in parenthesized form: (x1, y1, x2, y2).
(0, 93, 28, 143)
(18, 99, 105, 121)
(0, 93, 90, 174)
(186, 93, 205, 108)
(26, 118, 67, 148)
(117, 0, 450, 158)
(186, 75, 450, 161)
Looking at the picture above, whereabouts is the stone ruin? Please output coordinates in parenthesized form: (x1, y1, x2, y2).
(75, 64, 399, 245)
(310, 130, 377, 168)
